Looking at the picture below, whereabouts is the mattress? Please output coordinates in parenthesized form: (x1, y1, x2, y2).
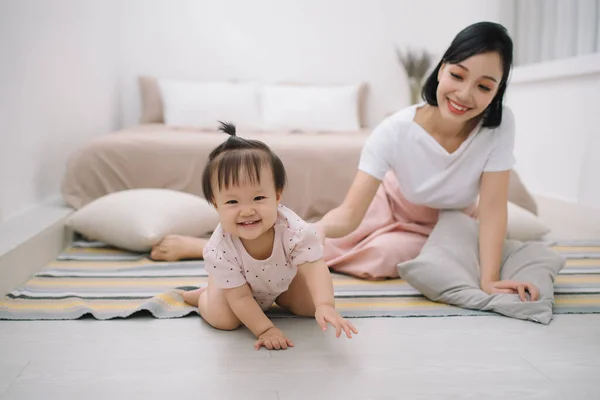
(61, 124, 371, 221)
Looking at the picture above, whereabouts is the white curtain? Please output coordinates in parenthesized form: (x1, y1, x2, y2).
(512, 0, 599, 66)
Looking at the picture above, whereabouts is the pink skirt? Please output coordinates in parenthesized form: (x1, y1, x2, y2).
(323, 171, 476, 280)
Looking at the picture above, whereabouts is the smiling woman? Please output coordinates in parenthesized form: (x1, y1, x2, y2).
(314, 21, 540, 301)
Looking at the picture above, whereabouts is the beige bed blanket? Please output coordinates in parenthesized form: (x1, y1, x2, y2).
(61, 124, 370, 221)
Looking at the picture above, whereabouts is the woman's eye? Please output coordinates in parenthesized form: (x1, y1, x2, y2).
(479, 85, 491, 92)
(254, 196, 266, 201)
(450, 73, 463, 80)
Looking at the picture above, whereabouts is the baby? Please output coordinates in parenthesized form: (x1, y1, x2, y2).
(178, 122, 358, 350)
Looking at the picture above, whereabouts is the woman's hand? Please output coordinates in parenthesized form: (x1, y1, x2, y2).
(254, 327, 294, 350)
(315, 305, 359, 338)
(481, 280, 540, 302)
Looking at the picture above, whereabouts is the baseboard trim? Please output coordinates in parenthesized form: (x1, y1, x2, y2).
(0, 199, 73, 296)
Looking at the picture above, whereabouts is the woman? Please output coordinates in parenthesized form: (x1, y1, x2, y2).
(314, 21, 538, 299)
(152, 21, 539, 300)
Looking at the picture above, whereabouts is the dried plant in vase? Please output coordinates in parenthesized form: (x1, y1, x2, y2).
(395, 46, 433, 105)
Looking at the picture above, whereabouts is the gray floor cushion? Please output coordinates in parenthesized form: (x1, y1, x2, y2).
(397, 210, 565, 324)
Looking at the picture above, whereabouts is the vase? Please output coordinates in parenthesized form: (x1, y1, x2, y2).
(410, 79, 421, 105)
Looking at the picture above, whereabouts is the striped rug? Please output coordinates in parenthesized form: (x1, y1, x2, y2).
(1, 241, 599, 320)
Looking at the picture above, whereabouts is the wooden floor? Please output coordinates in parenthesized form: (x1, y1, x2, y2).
(1, 195, 599, 399)
(1, 314, 599, 399)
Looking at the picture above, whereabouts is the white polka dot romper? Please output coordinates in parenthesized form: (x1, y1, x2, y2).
(203, 205, 323, 311)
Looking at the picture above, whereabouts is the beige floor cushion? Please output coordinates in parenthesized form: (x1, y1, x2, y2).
(509, 170, 538, 215)
(507, 202, 550, 241)
(66, 189, 219, 252)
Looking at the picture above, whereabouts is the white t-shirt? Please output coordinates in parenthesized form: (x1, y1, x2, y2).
(359, 103, 516, 209)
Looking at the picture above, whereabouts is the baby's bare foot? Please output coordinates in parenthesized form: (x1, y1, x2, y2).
(151, 235, 207, 261)
(175, 287, 206, 307)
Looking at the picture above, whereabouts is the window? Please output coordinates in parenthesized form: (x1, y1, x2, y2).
(511, 0, 600, 66)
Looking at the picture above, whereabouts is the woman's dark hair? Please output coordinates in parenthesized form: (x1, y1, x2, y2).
(202, 121, 287, 204)
(421, 21, 513, 128)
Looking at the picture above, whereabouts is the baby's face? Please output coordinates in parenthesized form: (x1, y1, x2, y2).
(212, 166, 281, 242)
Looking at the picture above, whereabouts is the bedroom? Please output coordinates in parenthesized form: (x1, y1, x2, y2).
(1, 0, 599, 398)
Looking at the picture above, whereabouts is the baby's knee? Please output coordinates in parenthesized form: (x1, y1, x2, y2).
(291, 305, 316, 318)
(279, 299, 315, 317)
(209, 317, 241, 331)
(199, 306, 241, 331)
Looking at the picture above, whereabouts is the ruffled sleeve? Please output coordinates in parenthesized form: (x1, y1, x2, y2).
(284, 223, 324, 267)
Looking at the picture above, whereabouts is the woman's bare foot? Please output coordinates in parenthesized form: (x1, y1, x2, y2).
(151, 235, 207, 261)
(175, 287, 207, 307)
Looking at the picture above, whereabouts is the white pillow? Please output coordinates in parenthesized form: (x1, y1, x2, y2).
(260, 84, 362, 132)
(66, 189, 220, 252)
(158, 79, 261, 130)
(507, 202, 551, 241)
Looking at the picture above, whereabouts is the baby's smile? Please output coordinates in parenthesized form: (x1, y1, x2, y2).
(238, 219, 262, 228)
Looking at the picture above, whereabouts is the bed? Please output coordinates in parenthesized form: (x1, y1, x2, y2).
(60, 124, 371, 222)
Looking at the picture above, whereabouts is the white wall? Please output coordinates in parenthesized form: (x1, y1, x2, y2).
(507, 54, 600, 210)
(10, 0, 592, 219)
(119, 0, 504, 128)
(0, 0, 122, 221)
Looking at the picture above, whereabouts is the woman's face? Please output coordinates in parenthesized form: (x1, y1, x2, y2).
(436, 51, 503, 123)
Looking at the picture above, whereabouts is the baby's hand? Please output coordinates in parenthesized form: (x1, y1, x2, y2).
(254, 327, 294, 351)
(315, 305, 359, 338)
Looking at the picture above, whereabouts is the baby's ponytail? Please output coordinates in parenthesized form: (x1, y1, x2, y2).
(202, 121, 287, 205)
(218, 121, 237, 137)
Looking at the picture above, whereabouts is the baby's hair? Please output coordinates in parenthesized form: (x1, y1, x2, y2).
(201, 121, 287, 205)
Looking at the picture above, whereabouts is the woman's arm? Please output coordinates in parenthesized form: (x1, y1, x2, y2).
(478, 170, 539, 301)
(315, 170, 381, 239)
(478, 170, 510, 285)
